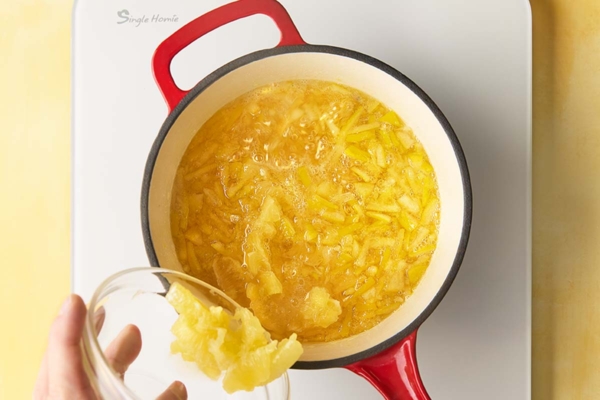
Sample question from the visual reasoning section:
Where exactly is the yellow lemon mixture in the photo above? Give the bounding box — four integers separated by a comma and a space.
170, 80, 440, 342
166, 282, 303, 393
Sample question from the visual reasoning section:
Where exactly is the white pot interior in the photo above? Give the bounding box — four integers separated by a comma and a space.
148, 51, 467, 362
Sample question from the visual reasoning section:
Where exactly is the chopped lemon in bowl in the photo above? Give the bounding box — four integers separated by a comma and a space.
166, 282, 303, 394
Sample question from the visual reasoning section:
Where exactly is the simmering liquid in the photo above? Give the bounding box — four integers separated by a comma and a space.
170, 80, 440, 342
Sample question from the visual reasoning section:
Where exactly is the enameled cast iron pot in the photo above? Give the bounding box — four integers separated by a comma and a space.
141, 0, 472, 398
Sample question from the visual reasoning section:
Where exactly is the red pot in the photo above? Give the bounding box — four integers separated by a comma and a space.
141, 0, 472, 398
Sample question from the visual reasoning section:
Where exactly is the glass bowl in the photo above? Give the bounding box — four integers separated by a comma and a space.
81, 267, 290, 400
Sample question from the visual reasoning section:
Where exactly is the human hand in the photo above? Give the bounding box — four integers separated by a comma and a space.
33, 294, 187, 400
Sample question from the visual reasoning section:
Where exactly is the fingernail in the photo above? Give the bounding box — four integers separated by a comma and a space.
173, 381, 187, 397
59, 295, 73, 316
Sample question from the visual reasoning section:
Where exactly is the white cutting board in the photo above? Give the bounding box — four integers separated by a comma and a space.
72, 0, 531, 398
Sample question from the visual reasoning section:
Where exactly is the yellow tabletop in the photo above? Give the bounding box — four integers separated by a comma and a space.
0, 0, 71, 398
531, 0, 600, 398
1, 0, 599, 398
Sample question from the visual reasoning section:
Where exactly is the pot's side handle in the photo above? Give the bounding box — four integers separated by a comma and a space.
345, 330, 431, 400
152, 0, 306, 112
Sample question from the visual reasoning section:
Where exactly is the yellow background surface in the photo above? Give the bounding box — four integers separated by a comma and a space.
0, 0, 599, 398
531, 0, 600, 398
0, 0, 71, 398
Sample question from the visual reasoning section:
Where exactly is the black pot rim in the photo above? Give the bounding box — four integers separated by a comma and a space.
141, 43, 473, 370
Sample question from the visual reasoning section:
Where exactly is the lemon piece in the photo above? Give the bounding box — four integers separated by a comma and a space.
322, 210, 346, 224
408, 153, 425, 169
258, 196, 282, 224
396, 129, 415, 149
301, 287, 342, 328
304, 224, 318, 242
350, 122, 380, 134
170, 315, 222, 379
258, 271, 283, 296
166, 283, 304, 393
186, 242, 202, 272
346, 130, 375, 143
166, 282, 210, 321
280, 216, 296, 238
345, 145, 371, 162
235, 308, 270, 351
380, 111, 403, 126
223, 341, 276, 393
366, 211, 392, 223
309, 194, 337, 210
351, 167, 372, 182
297, 166, 312, 187
270, 333, 303, 380
326, 120, 340, 135
399, 210, 418, 232
421, 198, 440, 225
400, 194, 421, 215
408, 263, 428, 285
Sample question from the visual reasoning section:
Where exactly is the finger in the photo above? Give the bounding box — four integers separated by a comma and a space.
104, 324, 142, 378
47, 294, 96, 398
156, 381, 188, 400
32, 352, 48, 400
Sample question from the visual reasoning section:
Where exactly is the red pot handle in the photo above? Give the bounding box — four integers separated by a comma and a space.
152, 0, 306, 112
345, 330, 431, 400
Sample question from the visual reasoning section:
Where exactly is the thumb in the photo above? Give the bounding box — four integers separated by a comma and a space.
47, 294, 96, 399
